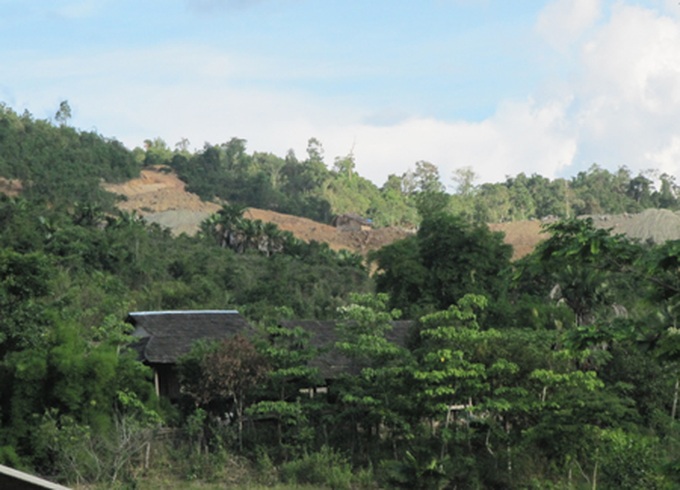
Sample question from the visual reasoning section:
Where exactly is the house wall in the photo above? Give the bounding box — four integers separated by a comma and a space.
333, 215, 371, 231
153, 364, 181, 401
0, 464, 71, 489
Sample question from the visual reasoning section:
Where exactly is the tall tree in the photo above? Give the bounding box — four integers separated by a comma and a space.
179, 335, 269, 450
249, 323, 321, 455
333, 293, 415, 460
371, 212, 512, 318
54, 100, 72, 126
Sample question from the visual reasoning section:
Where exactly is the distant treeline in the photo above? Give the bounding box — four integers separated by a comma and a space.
3, 102, 680, 488
143, 135, 680, 227
0, 103, 137, 206
1, 103, 678, 228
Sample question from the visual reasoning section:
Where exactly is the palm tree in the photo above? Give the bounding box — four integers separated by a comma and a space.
72, 202, 106, 228
202, 205, 292, 257
263, 222, 284, 256
198, 213, 221, 243
106, 209, 143, 231
199, 203, 247, 249
240, 219, 264, 253
217, 203, 247, 228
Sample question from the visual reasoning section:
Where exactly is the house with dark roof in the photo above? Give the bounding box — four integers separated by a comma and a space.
128, 310, 414, 402
129, 310, 254, 400
0, 463, 71, 490
278, 319, 415, 381
331, 213, 373, 231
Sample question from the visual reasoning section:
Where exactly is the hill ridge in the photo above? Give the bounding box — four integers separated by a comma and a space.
103, 167, 414, 255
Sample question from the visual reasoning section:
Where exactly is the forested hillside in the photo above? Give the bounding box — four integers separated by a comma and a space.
0, 103, 137, 206
2, 103, 680, 488
2, 103, 679, 228
140, 126, 680, 228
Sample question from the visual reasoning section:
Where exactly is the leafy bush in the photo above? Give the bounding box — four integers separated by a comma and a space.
279, 446, 352, 490
597, 429, 670, 489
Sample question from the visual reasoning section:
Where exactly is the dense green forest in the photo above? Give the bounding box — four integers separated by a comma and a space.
2, 102, 679, 228
138, 118, 680, 228
2, 102, 680, 488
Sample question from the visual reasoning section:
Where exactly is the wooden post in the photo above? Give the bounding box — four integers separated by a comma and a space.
671, 378, 679, 426
145, 441, 151, 470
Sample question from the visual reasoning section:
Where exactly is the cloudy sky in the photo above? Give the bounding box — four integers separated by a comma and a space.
2, 0, 680, 188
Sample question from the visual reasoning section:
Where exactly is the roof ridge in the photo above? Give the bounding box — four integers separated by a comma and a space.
130, 310, 240, 316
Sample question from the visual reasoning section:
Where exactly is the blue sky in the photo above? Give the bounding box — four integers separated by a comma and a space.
2, 0, 680, 188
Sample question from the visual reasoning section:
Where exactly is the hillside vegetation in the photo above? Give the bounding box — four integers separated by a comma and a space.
3, 102, 680, 488
139, 129, 680, 229
103, 167, 413, 255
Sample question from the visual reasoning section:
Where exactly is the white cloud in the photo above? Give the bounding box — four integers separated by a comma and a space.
184, 0, 269, 13
165, 1, 680, 187
645, 136, 680, 176
588, 5, 680, 105
535, 0, 602, 52
0, 41, 591, 188
7, 1, 680, 190
327, 97, 576, 187
568, 3, 680, 174
54, 0, 104, 19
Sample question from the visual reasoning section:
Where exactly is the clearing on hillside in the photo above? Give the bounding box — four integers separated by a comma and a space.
86, 168, 680, 258
102, 167, 414, 254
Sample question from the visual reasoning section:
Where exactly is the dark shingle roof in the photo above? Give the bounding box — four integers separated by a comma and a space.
279, 319, 415, 379
332, 213, 373, 228
129, 310, 253, 364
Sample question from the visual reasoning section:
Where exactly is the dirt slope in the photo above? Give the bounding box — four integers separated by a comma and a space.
102, 168, 556, 258
489, 221, 547, 260
584, 209, 680, 244
103, 168, 413, 254
0, 177, 22, 197
12, 167, 679, 259
103, 168, 221, 215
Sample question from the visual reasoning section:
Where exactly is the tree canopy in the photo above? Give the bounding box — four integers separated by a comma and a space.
2, 101, 680, 488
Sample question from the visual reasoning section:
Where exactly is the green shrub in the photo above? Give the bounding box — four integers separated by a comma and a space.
279, 446, 352, 490
597, 429, 670, 490
0, 445, 21, 467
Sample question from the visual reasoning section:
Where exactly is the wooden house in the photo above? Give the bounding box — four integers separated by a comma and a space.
128, 310, 254, 400
331, 213, 373, 231
0, 463, 71, 490
278, 319, 415, 383
128, 310, 413, 402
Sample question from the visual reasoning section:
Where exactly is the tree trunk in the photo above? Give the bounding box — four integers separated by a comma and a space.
671, 378, 679, 428
237, 397, 244, 452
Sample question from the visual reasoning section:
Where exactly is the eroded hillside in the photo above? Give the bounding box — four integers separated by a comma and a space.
102, 168, 680, 259
103, 167, 413, 255
15, 166, 679, 259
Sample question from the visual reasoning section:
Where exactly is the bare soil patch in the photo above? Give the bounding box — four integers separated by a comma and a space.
12, 167, 675, 259
585, 209, 680, 244
245, 208, 413, 253
103, 168, 221, 215
102, 167, 413, 254
0, 177, 22, 197
489, 221, 548, 260
489, 209, 680, 260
